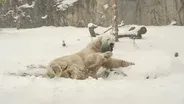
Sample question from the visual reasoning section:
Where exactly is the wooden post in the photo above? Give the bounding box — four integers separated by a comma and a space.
112, 0, 119, 42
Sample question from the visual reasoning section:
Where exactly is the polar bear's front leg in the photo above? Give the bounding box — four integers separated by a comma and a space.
84, 51, 112, 69
102, 58, 135, 69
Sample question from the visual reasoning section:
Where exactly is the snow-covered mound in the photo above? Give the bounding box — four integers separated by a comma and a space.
0, 26, 184, 104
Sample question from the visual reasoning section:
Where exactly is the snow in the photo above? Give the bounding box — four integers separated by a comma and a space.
103, 4, 109, 10
3, 10, 13, 17
26, 15, 30, 18
14, 16, 18, 20
101, 15, 106, 19
87, 23, 98, 28
170, 21, 177, 26
0, 26, 184, 104
18, 2, 35, 9
118, 25, 145, 35
57, 0, 78, 11
41, 15, 48, 19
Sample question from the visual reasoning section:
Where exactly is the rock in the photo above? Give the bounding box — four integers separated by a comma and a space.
175, 52, 179, 57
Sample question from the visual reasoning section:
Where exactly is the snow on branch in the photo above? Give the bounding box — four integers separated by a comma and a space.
18, 1, 35, 9
57, 0, 78, 11
103, 4, 109, 10
169, 21, 177, 26
87, 23, 98, 28
41, 15, 48, 19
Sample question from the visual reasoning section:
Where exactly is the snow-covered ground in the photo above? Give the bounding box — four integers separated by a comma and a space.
0, 26, 184, 104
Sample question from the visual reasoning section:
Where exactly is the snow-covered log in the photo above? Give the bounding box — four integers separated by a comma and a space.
118, 25, 147, 39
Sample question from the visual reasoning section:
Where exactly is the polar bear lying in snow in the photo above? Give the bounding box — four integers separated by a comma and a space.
47, 51, 112, 79
47, 34, 134, 80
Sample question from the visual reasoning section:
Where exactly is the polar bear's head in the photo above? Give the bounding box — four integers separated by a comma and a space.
100, 34, 115, 52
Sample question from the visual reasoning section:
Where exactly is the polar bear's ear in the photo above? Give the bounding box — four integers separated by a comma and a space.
105, 34, 115, 44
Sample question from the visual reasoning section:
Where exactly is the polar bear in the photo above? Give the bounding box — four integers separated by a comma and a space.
47, 51, 113, 79
46, 34, 134, 79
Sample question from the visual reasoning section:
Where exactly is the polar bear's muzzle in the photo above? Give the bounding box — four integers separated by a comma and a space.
109, 43, 114, 51
100, 42, 115, 53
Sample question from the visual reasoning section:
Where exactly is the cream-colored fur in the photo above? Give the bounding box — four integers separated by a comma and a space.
84, 51, 113, 78
47, 34, 134, 79
47, 54, 86, 79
